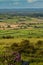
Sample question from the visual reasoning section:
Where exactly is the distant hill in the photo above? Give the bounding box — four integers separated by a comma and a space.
0, 8, 43, 17
0, 8, 43, 13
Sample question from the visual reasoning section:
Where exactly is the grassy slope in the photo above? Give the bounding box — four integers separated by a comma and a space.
0, 28, 43, 38
0, 38, 43, 65
0, 16, 43, 65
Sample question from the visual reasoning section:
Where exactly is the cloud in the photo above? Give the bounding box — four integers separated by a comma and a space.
13, 0, 20, 5
27, 0, 37, 3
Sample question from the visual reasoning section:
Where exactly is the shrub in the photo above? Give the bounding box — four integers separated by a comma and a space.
36, 40, 43, 46
7, 25, 11, 28
2, 35, 14, 39
11, 43, 19, 52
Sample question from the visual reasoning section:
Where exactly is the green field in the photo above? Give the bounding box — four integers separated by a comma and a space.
0, 28, 43, 38
0, 15, 43, 65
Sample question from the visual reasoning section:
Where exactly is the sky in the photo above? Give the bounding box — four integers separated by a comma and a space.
0, 0, 43, 9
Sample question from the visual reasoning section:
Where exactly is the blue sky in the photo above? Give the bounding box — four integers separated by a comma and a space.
0, 0, 43, 9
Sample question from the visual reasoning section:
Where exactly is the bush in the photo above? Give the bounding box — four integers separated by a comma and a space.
36, 40, 43, 46
2, 35, 14, 39
11, 43, 19, 51
19, 40, 32, 53
7, 25, 11, 28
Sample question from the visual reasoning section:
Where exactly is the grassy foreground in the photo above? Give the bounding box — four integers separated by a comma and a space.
0, 38, 43, 65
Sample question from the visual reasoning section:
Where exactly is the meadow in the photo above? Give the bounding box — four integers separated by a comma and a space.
0, 28, 43, 38
0, 15, 43, 65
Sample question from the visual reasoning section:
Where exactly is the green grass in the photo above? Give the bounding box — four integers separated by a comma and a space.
0, 28, 43, 38
0, 38, 43, 65
30, 62, 43, 65
0, 16, 43, 65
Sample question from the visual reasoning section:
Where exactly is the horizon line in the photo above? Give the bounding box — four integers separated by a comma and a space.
0, 7, 43, 9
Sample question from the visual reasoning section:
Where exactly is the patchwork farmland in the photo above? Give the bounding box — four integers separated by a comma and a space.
0, 15, 43, 65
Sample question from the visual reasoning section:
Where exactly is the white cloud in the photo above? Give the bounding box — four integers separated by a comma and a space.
27, 0, 37, 3
13, 2, 19, 5
9, 1, 19, 6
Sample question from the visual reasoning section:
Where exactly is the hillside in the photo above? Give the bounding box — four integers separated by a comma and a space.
0, 13, 43, 65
